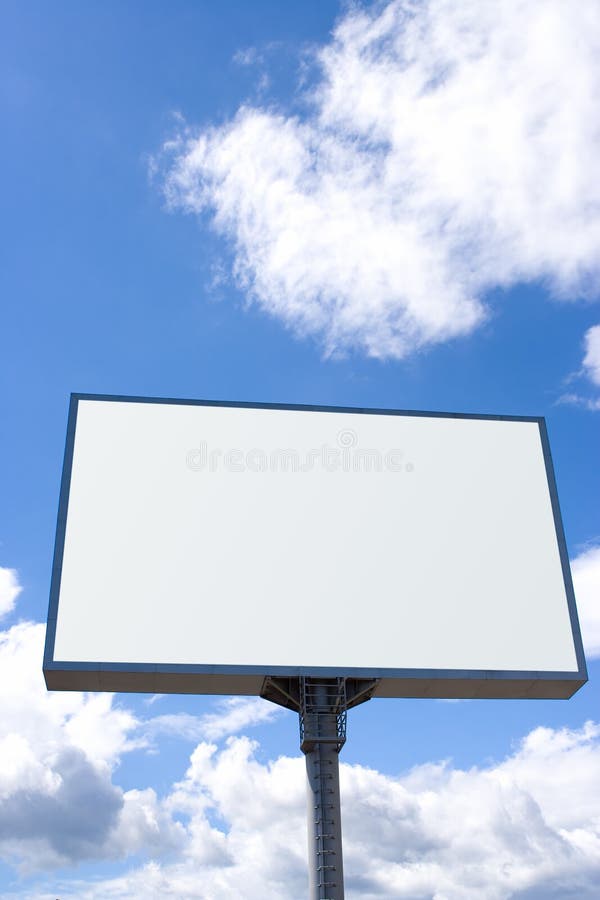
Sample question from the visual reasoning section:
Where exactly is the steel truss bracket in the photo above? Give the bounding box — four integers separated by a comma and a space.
260, 676, 380, 715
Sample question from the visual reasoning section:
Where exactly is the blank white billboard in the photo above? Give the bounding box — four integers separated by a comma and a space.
44, 395, 587, 698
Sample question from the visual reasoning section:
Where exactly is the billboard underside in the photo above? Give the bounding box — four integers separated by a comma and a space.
43, 670, 582, 700
43, 395, 587, 699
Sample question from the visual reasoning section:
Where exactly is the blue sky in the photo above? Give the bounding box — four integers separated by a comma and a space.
1, 1, 599, 897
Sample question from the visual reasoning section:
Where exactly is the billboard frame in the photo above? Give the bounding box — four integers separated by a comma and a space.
43, 393, 588, 699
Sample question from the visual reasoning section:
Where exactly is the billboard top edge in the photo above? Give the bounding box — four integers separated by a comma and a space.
69, 392, 543, 424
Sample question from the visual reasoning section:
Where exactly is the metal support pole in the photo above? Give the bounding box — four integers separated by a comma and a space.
260, 675, 379, 900
304, 719, 344, 898
300, 678, 346, 900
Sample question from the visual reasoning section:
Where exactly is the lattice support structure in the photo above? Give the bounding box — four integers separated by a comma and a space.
261, 676, 379, 900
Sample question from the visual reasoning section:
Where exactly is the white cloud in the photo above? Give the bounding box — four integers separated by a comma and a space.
16, 723, 600, 899
144, 693, 166, 706
0, 734, 60, 799
0, 566, 21, 619
145, 697, 281, 743
0, 617, 279, 875
557, 324, 600, 409
0, 622, 140, 771
556, 392, 600, 412
572, 544, 600, 659
0, 621, 180, 870
233, 46, 263, 67
161, 0, 600, 358
583, 325, 600, 386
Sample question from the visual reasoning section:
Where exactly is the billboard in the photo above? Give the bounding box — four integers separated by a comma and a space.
43, 394, 587, 699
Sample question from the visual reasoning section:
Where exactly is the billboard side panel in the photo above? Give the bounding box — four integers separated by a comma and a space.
43, 395, 79, 675
537, 419, 588, 680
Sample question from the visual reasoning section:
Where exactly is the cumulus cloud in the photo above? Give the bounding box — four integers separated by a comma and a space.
160, 0, 600, 358
0, 746, 123, 866
572, 544, 600, 659
0, 566, 21, 619
0, 614, 275, 875
0, 621, 182, 870
16, 722, 600, 899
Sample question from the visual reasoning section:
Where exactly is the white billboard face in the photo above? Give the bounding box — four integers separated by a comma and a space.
44, 396, 586, 699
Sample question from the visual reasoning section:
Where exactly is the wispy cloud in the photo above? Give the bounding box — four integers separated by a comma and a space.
583, 325, 600, 387
144, 697, 281, 743
143, 694, 165, 706
556, 391, 600, 412
159, 0, 600, 359
232, 46, 264, 68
